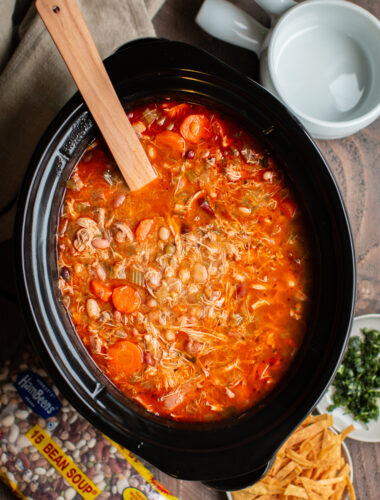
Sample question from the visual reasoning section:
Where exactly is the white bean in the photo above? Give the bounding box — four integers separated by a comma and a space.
95, 263, 106, 280
238, 206, 251, 216
16, 435, 31, 448
86, 299, 100, 319
15, 409, 29, 419
192, 263, 208, 283
1, 415, 15, 426
179, 268, 190, 283
88, 438, 96, 449
159, 226, 170, 241
64, 488, 77, 500
263, 171, 273, 181
8, 425, 19, 444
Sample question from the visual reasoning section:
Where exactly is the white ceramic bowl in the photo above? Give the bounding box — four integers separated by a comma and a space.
197, 0, 380, 139
264, 0, 380, 139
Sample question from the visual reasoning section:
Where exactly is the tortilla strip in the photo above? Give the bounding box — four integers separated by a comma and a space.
284, 484, 308, 498
286, 449, 315, 467
285, 416, 333, 449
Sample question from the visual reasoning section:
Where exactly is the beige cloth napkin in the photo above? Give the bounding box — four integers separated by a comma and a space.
0, 0, 164, 242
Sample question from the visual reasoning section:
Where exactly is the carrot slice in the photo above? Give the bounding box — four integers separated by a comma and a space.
107, 341, 143, 378
112, 285, 141, 314
155, 131, 185, 154
135, 218, 154, 241
212, 118, 232, 147
90, 279, 112, 302
180, 114, 211, 143
165, 103, 190, 118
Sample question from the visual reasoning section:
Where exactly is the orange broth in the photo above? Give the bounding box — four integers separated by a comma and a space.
58, 100, 312, 422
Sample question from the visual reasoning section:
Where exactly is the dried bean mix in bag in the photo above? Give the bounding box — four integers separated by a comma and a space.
0, 348, 177, 500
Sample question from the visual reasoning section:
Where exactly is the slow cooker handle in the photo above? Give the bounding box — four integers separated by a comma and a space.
201, 459, 273, 491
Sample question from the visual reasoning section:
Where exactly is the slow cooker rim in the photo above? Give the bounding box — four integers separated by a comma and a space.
14, 38, 356, 483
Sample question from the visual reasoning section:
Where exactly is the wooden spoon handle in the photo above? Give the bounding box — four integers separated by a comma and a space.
35, 0, 157, 191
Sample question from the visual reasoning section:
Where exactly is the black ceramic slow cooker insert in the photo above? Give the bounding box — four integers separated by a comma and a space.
15, 39, 356, 491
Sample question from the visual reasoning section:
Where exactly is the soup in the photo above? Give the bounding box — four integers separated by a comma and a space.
58, 100, 312, 422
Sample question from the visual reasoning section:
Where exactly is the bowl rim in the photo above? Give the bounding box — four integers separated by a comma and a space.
267, 0, 380, 129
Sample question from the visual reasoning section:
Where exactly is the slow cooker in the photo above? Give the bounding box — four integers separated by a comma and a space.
15, 38, 356, 490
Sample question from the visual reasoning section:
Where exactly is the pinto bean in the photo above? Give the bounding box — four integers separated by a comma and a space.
113, 193, 126, 208
92, 238, 110, 249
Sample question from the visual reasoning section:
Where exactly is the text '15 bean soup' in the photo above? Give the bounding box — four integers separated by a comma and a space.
58, 100, 312, 422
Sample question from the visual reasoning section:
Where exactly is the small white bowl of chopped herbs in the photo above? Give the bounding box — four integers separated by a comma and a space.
317, 313, 380, 442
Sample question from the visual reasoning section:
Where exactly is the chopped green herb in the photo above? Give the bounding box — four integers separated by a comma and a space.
259, 157, 268, 168
327, 328, 380, 424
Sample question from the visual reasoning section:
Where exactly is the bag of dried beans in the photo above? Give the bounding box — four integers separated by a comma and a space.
0, 348, 177, 500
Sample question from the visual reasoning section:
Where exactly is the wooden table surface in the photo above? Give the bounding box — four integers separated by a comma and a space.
1, 0, 379, 499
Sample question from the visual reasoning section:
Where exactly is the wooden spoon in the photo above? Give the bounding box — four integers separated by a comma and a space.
35, 0, 157, 191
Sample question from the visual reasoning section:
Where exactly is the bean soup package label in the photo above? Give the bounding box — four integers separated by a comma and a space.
0, 350, 177, 500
